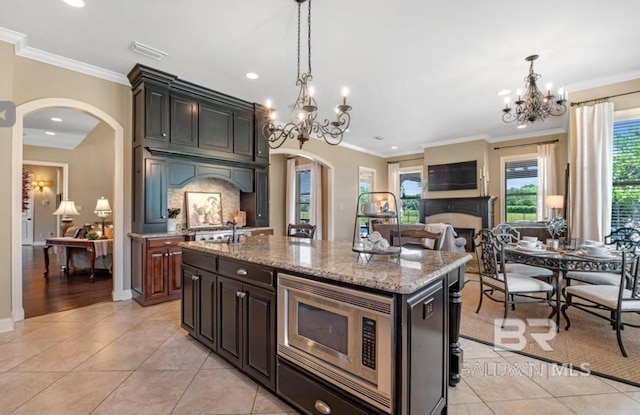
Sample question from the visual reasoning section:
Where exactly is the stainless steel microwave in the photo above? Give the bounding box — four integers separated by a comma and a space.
277, 273, 394, 413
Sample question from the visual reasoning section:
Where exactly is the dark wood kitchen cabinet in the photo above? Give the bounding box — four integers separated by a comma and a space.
131, 235, 188, 306
170, 94, 198, 148
182, 263, 217, 351
199, 101, 233, 153
240, 168, 269, 228
144, 157, 168, 228
232, 109, 254, 158
216, 257, 276, 391
253, 104, 270, 165
144, 85, 170, 143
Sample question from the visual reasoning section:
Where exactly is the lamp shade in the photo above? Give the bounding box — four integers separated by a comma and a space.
94, 197, 112, 217
545, 195, 564, 209
52, 200, 80, 216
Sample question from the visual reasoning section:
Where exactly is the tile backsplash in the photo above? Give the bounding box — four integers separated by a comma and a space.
167, 178, 240, 230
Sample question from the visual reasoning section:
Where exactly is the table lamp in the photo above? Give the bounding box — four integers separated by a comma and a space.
545, 195, 564, 219
52, 200, 80, 236
94, 197, 112, 239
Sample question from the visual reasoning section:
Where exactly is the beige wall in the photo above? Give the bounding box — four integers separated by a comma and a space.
268, 139, 388, 241
1, 41, 16, 319
3, 40, 132, 321
24, 121, 116, 233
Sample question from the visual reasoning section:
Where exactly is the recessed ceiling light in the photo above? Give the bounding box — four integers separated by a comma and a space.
391, 146, 398, 150
45, 131, 56, 135
245, 73, 259, 80
346, 129, 350, 132
50, 117, 63, 122
63, 0, 85, 7
517, 125, 527, 129
498, 89, 511, 96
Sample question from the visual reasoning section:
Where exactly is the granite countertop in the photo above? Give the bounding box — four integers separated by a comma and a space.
128, 227, 273, 239
180, 235, 471, 294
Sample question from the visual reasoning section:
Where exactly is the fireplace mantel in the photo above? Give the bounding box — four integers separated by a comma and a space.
419, 196, 497, 229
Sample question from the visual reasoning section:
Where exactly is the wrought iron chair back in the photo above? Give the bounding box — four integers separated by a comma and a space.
476, 229, 506, 282
605, 227, 640, 250
492, 223, 520, 244
287, 223, 317, 239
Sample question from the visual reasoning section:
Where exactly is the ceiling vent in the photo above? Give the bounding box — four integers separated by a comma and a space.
130, 41, 168, 61
374, 136, 385, 141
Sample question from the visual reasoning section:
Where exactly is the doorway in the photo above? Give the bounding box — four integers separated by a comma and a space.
11, 98, 126, 322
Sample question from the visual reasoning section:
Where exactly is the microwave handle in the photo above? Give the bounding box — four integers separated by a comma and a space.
314, 399, 332, 414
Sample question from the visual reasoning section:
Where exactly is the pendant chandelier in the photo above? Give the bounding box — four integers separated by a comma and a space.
263, 0, 352, 149
502, 55, 567, 125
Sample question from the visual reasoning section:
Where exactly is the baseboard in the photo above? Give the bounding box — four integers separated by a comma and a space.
0, 318, 15, 333
32, 241, 46, 246
113, 289, 132, 301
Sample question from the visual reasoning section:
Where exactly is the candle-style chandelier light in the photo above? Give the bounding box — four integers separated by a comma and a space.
502, 55, 567, 125
263, 0, 352, 149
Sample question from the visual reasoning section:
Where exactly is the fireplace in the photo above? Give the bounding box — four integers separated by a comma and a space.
419, 196, 497, 231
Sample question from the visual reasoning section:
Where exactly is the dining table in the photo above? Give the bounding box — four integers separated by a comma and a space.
502, 244, 625, 331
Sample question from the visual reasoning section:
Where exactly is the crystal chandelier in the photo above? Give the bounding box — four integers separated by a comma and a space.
263, 0, 352, 149
502, 55, 567, 125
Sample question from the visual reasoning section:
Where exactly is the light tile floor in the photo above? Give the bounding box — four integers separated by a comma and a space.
2, 300, 640, 415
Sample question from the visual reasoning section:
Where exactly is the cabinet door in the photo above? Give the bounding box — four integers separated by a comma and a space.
144, 158, 167, 225
167, 247, 183, 296
243, 284, 276, 390
233, 110, 254, 157
146, 247, 168, 301
181, 265, 197, 337
198, 270, 217, 351
170, 95, 198, 147
199, 102, 233, 152
145, 86, 169, 142
254, 106, 269, 164
255, 169, 269, 228
217, 275, 243, 368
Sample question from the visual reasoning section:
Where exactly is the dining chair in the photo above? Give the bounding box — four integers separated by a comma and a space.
561, 251, 640, 357
492, 223, 554, 282
287, 223, 317, 239
475, 229, 555, 326
565, 227, 640, 287
389, 229, 441, 250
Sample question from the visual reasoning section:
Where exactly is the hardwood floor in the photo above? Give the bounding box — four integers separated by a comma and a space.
22, 245, 113, 318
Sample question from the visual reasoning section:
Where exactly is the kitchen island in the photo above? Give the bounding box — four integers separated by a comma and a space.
180, 235, 471, 415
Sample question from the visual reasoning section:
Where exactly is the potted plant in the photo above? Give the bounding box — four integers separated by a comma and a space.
167, 208, 181, 232
545, 215, 566, 250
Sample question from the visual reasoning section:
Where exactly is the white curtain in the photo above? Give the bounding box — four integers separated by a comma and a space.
310, 161, 323, 239
286, 158, 297, 230
536, 143, 557, 221
570, 102, 614, 241
388, 163, 400, 213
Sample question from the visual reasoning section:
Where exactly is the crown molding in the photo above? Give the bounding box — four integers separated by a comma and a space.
420, 134, 491, 149
0, 26, 129, 86
566, 70, 640, 93
489, 127, 566, 143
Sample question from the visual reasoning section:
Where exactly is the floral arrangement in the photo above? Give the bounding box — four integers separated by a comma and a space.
545, 215, 567, 239
167, 208, 181, 219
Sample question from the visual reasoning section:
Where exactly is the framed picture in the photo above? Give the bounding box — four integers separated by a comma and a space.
186, 192, 223, 229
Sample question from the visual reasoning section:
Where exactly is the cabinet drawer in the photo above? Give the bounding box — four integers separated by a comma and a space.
182, 249, 217, 274
277, 360, 374, 415
147, 237, 184, 248
218, 258, 273, 289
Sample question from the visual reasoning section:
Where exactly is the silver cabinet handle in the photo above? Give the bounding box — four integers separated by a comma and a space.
191, 274, 197, 281
164, 241, 172, 245
314, 400, 331, 414
236, 268, 248, 276
236, 291, 246, 298
162, 133, 167, 137
161, 215, 167, 219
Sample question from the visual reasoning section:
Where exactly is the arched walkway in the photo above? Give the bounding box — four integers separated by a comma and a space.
11, 98, 126, 322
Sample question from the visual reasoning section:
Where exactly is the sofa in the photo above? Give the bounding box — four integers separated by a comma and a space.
371, 222, 467, 253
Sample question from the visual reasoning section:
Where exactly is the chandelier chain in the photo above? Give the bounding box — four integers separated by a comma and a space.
296, 1, 301, 79
307, 0, 312, 76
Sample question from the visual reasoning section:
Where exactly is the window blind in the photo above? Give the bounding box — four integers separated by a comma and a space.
612, 118, 640, 229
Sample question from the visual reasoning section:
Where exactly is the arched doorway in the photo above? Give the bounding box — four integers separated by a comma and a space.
270, 148, 335, 240
11, 98, 126, 322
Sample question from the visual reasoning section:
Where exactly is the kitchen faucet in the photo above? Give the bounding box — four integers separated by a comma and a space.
226, 220, 238, 244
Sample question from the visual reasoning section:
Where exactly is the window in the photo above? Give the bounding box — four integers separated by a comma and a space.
399, 166, 423, 224
358, 167, 376, 236
612, 110, 640, 229
296, 167, 311, 223
502, 155, 538, 222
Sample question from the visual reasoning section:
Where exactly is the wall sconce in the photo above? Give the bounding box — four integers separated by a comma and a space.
32, 180, 49, 193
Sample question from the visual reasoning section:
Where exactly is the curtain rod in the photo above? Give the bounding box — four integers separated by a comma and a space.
386, 157, 424, 164
570, 90, 640, 107
493, 139, 558, 151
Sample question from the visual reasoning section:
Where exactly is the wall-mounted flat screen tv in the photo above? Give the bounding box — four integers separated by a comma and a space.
427, 160, 478, 191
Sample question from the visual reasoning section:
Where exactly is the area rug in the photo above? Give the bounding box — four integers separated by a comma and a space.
460, 273, 640, 386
